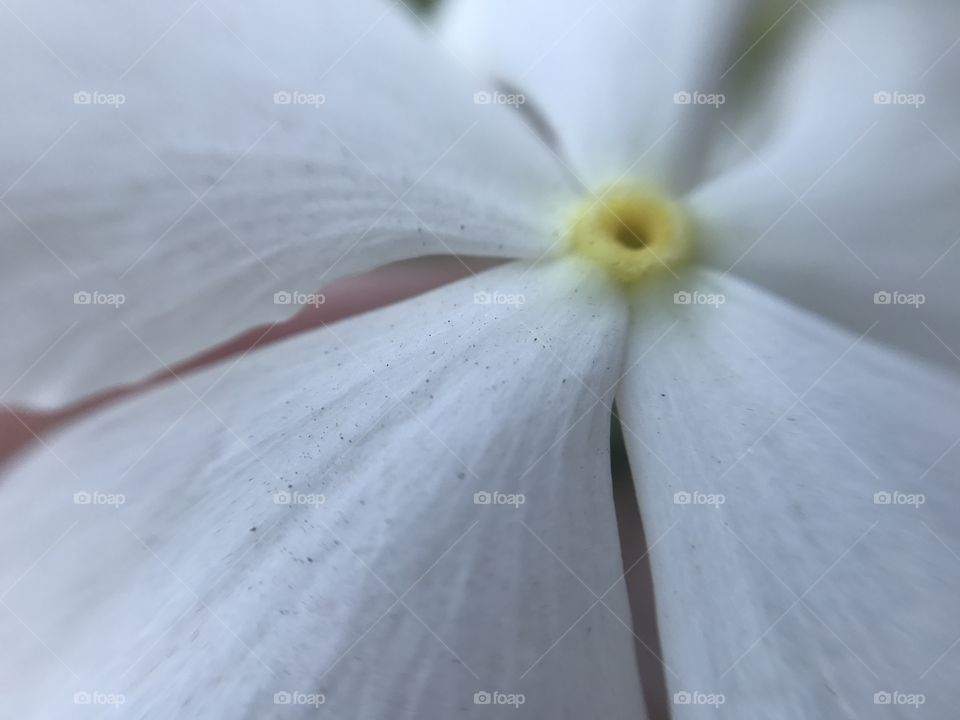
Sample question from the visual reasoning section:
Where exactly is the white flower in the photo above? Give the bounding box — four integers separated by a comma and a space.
1, 1, 958, 718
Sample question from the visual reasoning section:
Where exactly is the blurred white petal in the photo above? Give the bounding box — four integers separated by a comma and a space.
439, 0, 792, 191
692, 2, 960, 366
0, 0, 574, 408
618, 269, 960, 719
0, 260, 648, 719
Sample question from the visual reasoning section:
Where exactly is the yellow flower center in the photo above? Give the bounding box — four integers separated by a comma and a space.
567, 185, 692, 284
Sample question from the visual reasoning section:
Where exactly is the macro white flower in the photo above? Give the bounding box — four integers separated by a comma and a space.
1, 0, 958, 718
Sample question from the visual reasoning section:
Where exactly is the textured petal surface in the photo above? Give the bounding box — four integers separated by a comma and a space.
693, 1, 960, 366
0, 260, 647, 719
618, 269, 960, 719
439, 0, 794, 191
0, 0, 574, 408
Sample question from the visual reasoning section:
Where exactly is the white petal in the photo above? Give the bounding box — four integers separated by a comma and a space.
0, 0, 575, 408
0, 259, 647, 719
439, 0, 791, 191
617, 269, 960, 719
692, 2, 960, 366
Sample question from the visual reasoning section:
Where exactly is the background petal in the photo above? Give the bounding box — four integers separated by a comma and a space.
0, 0, 575, 408
0, 260, 648, 719
618, 269, 960, 719
692, 1, 960, 367
439, 0, 797, 191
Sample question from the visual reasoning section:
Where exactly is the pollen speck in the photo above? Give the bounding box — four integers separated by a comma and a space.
567, 185, 692, 284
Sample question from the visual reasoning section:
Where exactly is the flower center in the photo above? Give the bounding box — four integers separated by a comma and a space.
567, 185, 691, 284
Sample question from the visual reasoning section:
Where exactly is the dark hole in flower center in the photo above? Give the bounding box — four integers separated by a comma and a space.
614, 222, 649, 250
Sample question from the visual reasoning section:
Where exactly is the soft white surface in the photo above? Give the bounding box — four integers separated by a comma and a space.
0, 260, 648, 719
692, 2, 960, 366
441, 0, 960, 369
439, 0, 786, 192
618, 269, 960, 719
0, 0, 574, 407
